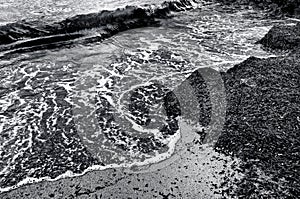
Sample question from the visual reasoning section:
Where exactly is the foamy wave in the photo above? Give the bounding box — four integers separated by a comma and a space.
0, 121, 181, 193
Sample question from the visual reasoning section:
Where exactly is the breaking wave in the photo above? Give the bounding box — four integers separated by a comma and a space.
0, 0, 197, 54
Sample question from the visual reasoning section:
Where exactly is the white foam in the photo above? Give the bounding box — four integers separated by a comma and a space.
0, 119, 181, 194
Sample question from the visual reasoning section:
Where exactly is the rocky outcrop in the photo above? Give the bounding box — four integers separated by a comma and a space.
213, 55, 300, 198
258, 23, 300, 51
210, 15, 300, 197
157, 28, 299, 196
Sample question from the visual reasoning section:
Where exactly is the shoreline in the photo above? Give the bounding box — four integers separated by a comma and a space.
1, 1, 299, 198
1, 119, 243, 198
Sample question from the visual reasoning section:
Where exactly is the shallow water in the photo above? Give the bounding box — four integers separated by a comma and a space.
0, 0, 285, 192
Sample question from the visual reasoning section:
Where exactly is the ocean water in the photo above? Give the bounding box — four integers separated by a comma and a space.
0, 0, 284, 193
0, 0, 165, 24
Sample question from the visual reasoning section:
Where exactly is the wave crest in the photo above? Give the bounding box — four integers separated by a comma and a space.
0, 0, 196, 52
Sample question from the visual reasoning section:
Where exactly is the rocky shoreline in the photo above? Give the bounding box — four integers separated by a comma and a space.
3, 23, 299, 199
213, 6, 300, 197
216, 55, 300, 198
1, 1, 299, 199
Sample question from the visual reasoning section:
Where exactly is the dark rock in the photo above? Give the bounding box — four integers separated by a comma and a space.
214, 55, 300, 198
258, 23, 300, 51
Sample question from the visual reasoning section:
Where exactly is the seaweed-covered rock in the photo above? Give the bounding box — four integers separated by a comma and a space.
215, 56, 300, 198
258, 23, 300, 51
